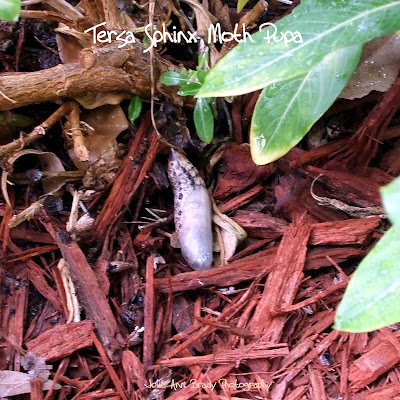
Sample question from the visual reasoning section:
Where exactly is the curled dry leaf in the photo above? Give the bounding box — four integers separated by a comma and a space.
67, 105, 129, 189
34, 152, 67, 194
56, 26, 92, 47
70, 105, 129, 167
55, 31, 83, 64
340, 34, 400, 100
212, 201, 247, 262
2, 149, 66, 211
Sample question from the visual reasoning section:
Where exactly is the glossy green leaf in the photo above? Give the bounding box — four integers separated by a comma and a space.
197, 0, 400, 98
194, 98, 214, 143
178, 82, 202, 96
0, 0, 21, 21
334, 224, 400, 332
381, 176, 400, 225
237, 0, 250, 13
128, 95, 142, 124
250, 45, 361, 165
160, 71, 188, 86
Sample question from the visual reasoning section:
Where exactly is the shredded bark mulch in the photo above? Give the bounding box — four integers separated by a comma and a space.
1, 2, 400, 399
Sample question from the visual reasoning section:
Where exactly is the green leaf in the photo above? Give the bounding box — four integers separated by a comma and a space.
197, 53, 208, 69
128, 95, 142, 124
0, 0, 21, 21
187, 69, 199, 80
178, 82, 202, 96
160, 71, 188, 86
194, 98, 214, 143
237, 0, 249, 13
334, 224, 400, 332
197, 0, 400, 98
250, 45, 361, 165
381, 177, 400, 225
196, 70, 207, 84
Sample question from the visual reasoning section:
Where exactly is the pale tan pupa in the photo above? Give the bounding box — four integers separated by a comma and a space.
167, 149, 213, 270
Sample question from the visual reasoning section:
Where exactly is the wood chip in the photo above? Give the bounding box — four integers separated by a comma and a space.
26, 321, 93, 362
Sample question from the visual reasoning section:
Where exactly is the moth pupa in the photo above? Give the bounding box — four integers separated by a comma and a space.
167, 149, 213, 270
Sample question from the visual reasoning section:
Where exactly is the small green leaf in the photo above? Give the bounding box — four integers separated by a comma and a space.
196, 70, 207, 84
160, 71, 188, 86
187, 69, 198, 80
197, 0, 400, 98
197, 53, 208, 69
194, 98, 214, 144
178, 82, 202, 96
334, 224, 400, 332
128, 96, 142, 124
250, 45, 361, 165
381, 177, 400, 225
237, 0, 249, 13
0, 0, 21, 21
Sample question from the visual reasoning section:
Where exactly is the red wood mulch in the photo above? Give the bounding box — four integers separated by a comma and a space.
1, 60, 400, 400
